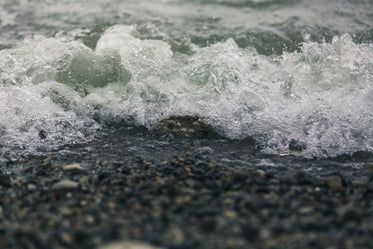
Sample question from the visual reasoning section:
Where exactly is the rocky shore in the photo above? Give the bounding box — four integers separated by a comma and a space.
0, 124, 373, 249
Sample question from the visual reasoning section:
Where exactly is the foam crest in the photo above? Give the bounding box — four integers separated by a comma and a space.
0, 26, 372, 159
96, 25, 173, 81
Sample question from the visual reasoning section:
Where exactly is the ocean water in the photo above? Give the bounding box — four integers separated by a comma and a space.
0, 0, 372, 160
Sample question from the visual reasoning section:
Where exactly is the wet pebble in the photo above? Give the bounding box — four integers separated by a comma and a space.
194, 146, 214, 155
63, 163, 84, 173
27, 183, 37, 191
98, 241, 166, 249
327, 176, 344, 192
2, 128, 373, 249
51, 180, 79, 191
0, 171, 11, 187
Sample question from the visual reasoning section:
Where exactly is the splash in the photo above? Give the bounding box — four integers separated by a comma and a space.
0, 25, 372, 159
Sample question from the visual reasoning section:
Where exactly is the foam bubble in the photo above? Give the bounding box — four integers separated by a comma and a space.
0, 26, 372, 159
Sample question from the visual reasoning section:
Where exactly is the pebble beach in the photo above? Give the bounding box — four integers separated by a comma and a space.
1, 121, 373, 249
1, 1, 373, 247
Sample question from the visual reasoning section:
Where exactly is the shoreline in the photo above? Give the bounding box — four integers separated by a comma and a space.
1, 127, 373, 249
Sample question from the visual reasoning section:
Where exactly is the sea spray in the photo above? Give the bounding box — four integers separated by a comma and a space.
0, 25, 372, 159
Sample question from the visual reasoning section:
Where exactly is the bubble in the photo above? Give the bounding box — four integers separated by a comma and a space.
1, 27, 372, 159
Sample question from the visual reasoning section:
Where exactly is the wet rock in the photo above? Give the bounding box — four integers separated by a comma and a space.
298, 206, 315, 215
152, 116, 217, 138
351, 180, 366, 187
363, 163, 373, 175
98, 241, 165, 249
85, 215, 95, 225
259, 228, 271, 240
269, 179, 280, 185
293, 170, 313, 185
232, 169, 250, 183
195, 160, 209, 168
59, 232, 73, 245
27, 184, 37, 191
327, 176, 344, 192
338, 204, 362, 221
0, 171, 11, 187
209, 160, 219, 168
288, 139, 306, 151
223, 210, 238, 219
225, 238, 246, 248
162, 226, 185, 247
255, 169, 266, 179
51, 180, 79, 191
194, 146, 214, 155
38, 129, 47, 139
63, 163, 84, 173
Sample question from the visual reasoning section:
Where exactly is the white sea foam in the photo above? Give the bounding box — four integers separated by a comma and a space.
0, 25, 372, 159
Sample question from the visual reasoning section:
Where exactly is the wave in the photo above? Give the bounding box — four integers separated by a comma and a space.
0, 25, 372, 160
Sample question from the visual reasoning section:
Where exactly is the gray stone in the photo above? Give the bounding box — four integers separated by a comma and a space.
152, 116, 216, 138
63, 163, 83, 173
194, 146, 214, 155
98, 241, 165, 249
255, 169, 266, 179
327, 176, 343, 192
51, 180, 79, 191
27, 184, 37, 191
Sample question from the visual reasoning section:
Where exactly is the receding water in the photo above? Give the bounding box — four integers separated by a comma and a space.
0, 0, 373, 160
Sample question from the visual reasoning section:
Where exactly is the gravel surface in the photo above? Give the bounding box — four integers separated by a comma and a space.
1, 124, 373, 249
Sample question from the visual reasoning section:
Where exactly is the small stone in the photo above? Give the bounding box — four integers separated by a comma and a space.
85, 215, 95, 225
338, 204, 362, 221
60, 232, 73, 245
163, 226, 185, 247
107, 201, 116, 209
152, 116, 217, 138
363, 163, 373, 175
222, 198, 235, 207
351, 180, 366, 187
165, 120, 177, 125
184, 167, 191, 172
63, 163, 83, 173
38, 129, 47, 139
113, 161, 125, 166
98, 241, 165, 249
194, 146, 213, 155
233, 170, 249, 183
327, 176, 343, 192
195, 161, 209, 167
223, 210, 238, 219
259, 228, 271, 240
175, 195, 191, 205
0, 172, 11, 187
43, 157, 52, 164
298, 206, 314, 215
255, 169, 266, 179
51, 180, 79, 191
269, 179, 280, 185
293, 170, 311, 184
27, 184, 37, 191
225, 238, 246, 248
209, 160, 219, 168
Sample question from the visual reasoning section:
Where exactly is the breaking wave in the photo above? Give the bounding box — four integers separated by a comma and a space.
1, 25, 372, 159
